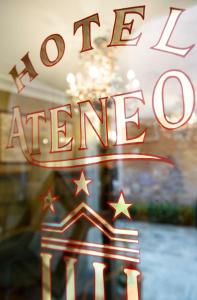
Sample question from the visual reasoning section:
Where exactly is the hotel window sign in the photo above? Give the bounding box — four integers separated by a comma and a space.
0, 2, 197, 300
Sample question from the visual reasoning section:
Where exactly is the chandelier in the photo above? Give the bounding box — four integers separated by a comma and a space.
66, 37, 140, 102
65, 37, 141, 146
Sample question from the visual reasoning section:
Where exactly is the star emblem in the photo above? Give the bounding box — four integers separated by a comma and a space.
108, 192, 132, 220
73, 170, 92, 196
41, 189, 59, 213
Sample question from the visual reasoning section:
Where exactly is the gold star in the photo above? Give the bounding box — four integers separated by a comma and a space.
109, 192, 132, 220
73, 170, 92, 196
41, 189, 59, 213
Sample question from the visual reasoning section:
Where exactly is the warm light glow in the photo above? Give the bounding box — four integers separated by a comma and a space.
43, 138, 49, 145
127, 69, 135, 81
67, 73, 76, 84
60, 136, 66, 143
132, 79, 140, 89
89, 66, 100, 79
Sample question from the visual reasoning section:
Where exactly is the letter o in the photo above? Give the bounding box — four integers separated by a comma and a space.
40, 34, 65, 67
153, 70, 195, 129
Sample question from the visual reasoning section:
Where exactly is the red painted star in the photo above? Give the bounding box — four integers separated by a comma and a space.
41, 188, 59, 213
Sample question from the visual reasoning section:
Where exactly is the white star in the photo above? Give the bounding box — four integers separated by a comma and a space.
109, 192, 132, 220
73, 170, 92, 196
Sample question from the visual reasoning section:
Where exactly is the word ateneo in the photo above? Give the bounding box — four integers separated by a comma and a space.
8, 85, 194, 157
9, 6, 195, 93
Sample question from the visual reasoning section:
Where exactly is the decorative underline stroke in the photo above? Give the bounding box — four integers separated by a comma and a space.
24, 152, 173, 169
